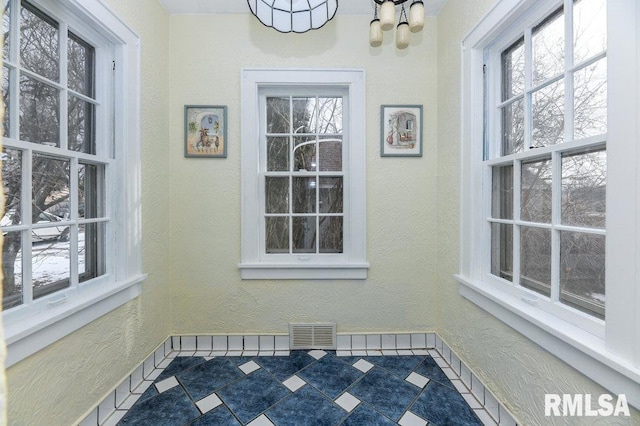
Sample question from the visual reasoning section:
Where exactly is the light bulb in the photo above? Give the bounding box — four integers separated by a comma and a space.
369, 18, 383, 47
409, 1, 425, 33
380, 0, 396, 31
396, 21, 410, 49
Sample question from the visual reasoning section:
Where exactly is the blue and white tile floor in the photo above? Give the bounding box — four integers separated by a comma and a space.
113, 349, 492, 426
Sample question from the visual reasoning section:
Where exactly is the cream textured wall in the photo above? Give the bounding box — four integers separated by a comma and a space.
168, 15, 439, 335
435, 0, 639, 425
5, 1, 173, 424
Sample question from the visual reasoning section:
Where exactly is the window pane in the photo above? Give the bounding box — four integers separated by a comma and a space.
320, 216, 343, 253
32, 215, 69, 242
532, 8, 564, 86
68, 32, 95, 97
319, 177, 342, 214
20, 3, 59, 82
2, 231, 22, 310
266, 217, 289, 253
317, 97, 342, 134
520, 226, 551, 297
1, 150, 22, 308
79, 163, 102, 219
68, 96, 95, 153
491, 223, 513, 281
501, 98, 524, 155
79, 222, 104, 282
267, 137, 289, 171
560, 231, 605, 319
266, 96, 289, 133
532, 79, 564, 147
293, 176, 316, 214
521, 158, 552, 223
2, 66, 9, 137
574, 0, 606, 64
562, 148, 606, 228
501, 38, 525, 100
491, 165, 513, 220
293, 216, 315, 253
32, 234, 70, 300
3, 0, 10, 60
318, 137, 342, 171
293, 136, 316, 171
574, 59, 607, 140
32, 155, 70, 221
2, 148, 22, 225
20, 75, 59, 146
265, 177, 289, 213
292, 97, 316, 133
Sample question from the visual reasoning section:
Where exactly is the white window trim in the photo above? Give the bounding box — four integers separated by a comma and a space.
239, 68, 368, 280
2, 0, 146, 367
458, 0, 640, 409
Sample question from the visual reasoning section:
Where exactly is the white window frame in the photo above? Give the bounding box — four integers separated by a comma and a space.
239, 69, 368, 280
458, 0, 640, 408
2, 0, 145, 367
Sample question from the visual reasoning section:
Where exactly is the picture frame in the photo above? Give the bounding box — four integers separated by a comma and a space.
380, 105, 423, 157
184, 105, 228, 158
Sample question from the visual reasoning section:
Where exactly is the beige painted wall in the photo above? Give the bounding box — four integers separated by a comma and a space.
168, 14, 439, 335
435, 0, 639, 424
5, 0, 173, 424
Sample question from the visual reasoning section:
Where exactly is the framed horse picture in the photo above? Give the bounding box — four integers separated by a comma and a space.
184, 105, 228, 158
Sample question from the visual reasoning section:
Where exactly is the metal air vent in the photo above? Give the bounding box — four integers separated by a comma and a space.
289, 323, 337, 350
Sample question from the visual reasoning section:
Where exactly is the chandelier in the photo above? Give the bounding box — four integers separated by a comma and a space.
370, 0, 424, 49
247, 0, 338, 33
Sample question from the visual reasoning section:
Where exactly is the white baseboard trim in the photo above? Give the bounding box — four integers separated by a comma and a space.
78, 332, 519, 426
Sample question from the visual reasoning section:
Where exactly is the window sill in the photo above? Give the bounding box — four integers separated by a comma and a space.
4, 274, 146, 367
456, 274, 640, 409
238, 263, 369, 280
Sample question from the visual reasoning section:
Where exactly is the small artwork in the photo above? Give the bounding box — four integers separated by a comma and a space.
380, 105, 423, 157
184, 105, 227, 158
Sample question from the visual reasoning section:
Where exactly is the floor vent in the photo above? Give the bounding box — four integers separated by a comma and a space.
289, 323, 337, 350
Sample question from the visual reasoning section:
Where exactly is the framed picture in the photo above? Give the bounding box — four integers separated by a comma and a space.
184, 105, 227, 158
380, 105, 423, 157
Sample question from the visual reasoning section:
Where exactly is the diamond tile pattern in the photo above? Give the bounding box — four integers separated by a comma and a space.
296, 354, 363, 399
116, 351, 482, 425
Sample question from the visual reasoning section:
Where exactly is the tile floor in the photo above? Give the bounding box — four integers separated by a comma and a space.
114, 349, 489, 426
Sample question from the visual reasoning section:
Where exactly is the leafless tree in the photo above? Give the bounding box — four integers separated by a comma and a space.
2, 3, 92, 306
495, 2, 607, 313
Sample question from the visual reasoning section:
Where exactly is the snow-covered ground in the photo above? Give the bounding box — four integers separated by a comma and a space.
14, 232, 85, 287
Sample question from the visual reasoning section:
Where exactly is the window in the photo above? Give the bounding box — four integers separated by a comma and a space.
263, 90, 345, 256
1, 0, 144, 366
2, 0, 104, 310
459, 0, 640, 407
240, 69, 368, 279
488, 0, 607, 323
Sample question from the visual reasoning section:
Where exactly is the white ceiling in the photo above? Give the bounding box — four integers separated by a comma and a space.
159, 0, 448, 17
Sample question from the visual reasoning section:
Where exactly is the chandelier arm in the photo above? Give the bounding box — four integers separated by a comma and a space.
399, 4, 408, 23
373, 0, 409, 5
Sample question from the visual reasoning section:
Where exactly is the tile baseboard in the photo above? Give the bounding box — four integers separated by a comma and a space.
78, 332, 519, 426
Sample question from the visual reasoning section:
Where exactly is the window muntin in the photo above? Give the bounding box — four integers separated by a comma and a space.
1, 0, 107, 311
262, 92, 345, 257
488, 0, 607, 320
